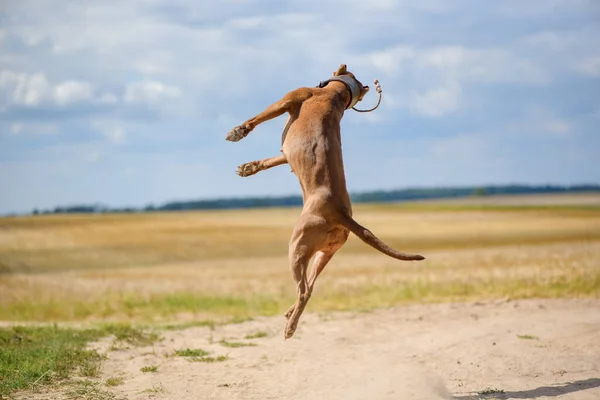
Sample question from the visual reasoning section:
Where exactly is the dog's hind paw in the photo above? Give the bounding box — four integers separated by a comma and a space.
284, 323, 297, 340
226, 125, 251, 142
236, 161, 260, 177
284, 303, 295, 320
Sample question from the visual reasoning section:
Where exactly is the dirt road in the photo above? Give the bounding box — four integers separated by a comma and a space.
98, 299, 599, 399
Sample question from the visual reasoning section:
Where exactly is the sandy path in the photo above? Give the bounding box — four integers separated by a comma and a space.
98, 299, 600, 400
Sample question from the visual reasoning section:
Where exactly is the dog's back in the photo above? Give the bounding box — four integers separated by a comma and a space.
281, 85, 352, 207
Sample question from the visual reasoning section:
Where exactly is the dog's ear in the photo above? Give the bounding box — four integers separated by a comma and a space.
333, 64, 347, 76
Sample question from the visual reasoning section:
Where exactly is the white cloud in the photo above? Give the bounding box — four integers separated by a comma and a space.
510, 106, 573, 138
543, 120, 571, 136
574, 56, 600, 77
91, 120, 126, 144
125, 166, 136, 177
410, 80, 461, 117
493, 0, 591, 17
417, 46, 550, 85
54, 80, 95, 105
87, 151, 100, 163
524, 32, 562, 48
0, 70, 101, 107
6, 122, 58, 135
10, 123, 22, 134
418, 46, 465, 69
522, 26, 600, 79
3, 71, 51, 106
534, 116, 572, 137
104, 127, 125, 144
226, 16, 265, 30
124, 81, 181, 104
367, 45, 550, 86
429, 132, 487, 158
363, 43, 551, 117
368, 46, 415, 76
99, 93, 118, 104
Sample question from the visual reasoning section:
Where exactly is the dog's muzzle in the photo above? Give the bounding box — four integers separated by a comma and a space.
317, 75, 362, 110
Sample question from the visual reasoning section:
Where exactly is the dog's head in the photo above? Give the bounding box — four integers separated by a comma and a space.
333, 64, 369, 101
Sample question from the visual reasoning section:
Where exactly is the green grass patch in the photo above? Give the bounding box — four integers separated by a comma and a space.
140, 365, 158, 373
66, 379, 116, 400
161, 316, 253, 331
0, 323, 161, 397
122, 293, 281, 319
102, 323, 161, 346
105, 376, 125, 387
162, 320, 217, 331
3, 268, 598, 326
517, 334, 539, 340
308, 269, 600, 314
191, 355, 228, 363
219, 339, 257, 348
244, 331, 268, 339
0, 293, 284, 323
0, 325, 105, 396
174, 348, 209, 357
174, 348, 228, 363
142, 382, 166, 394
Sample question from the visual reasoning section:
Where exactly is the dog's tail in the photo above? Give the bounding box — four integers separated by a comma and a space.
338, 213, 425, 261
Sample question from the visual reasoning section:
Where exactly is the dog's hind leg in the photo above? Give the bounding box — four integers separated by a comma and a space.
284, 216, 329, 339
284, 228, 348, 319
236, 155, 287, 177
284, 245, 313, 340
308, 251, 336, 292
284, 250, 335, 320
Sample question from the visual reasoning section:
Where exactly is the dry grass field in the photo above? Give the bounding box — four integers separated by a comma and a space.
1, 193, 599, 324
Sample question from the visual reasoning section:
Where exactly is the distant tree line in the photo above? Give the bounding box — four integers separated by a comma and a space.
28, 184, 600, 216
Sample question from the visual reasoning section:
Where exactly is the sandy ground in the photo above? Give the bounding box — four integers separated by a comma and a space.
79, 298, 600, 400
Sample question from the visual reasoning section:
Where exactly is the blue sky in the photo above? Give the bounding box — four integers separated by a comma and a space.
1, 0, 599, 214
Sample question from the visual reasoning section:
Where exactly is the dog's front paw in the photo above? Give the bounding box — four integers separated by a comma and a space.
226, 125, 251, 142
236, 161, 260, 177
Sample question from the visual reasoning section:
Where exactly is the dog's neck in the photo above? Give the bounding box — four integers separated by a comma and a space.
317, 75, 361, 109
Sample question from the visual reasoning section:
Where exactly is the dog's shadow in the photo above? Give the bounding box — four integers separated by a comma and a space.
452, 377, 600, 399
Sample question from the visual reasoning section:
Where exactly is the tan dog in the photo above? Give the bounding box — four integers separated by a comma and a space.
226, 64, 425, 339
